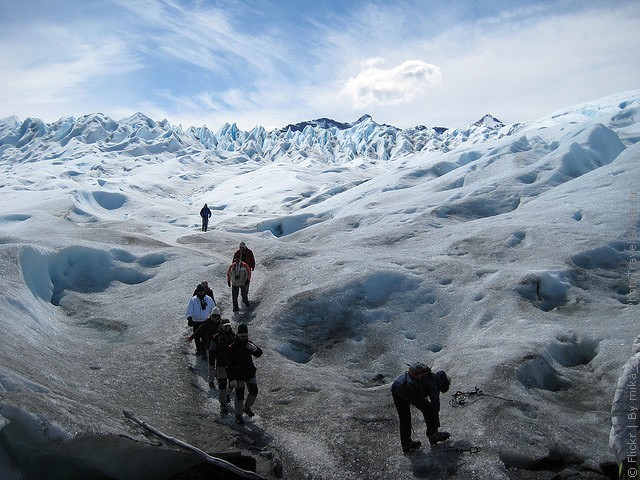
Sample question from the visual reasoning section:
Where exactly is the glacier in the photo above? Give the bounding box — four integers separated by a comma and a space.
0, 89, 638, 479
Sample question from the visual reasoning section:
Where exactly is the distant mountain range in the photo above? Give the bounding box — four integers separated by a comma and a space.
0, 111, 507, 164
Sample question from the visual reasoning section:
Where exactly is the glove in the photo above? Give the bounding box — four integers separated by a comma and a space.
227, 281, 231, 287
187, 316, 193, 326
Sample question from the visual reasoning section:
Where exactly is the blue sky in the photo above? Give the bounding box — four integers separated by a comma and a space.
0, 0, 638, 130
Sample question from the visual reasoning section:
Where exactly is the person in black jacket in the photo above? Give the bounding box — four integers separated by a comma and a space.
228, 323, 263, 425
193, 281, 215, 305
210, 318, 236, 413
391, 363, 451, 453
200, 204, 212, 232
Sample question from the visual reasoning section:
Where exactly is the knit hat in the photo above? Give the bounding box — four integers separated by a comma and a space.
211, 306, 221, 317
237, 323, 248, 335
220, 318, 231, 327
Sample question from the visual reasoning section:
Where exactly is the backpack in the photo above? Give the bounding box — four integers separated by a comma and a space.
229, 260, 249, 286
396, 363, 431, 398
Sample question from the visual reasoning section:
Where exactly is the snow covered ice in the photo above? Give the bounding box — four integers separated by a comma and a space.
0, 89, 638, 479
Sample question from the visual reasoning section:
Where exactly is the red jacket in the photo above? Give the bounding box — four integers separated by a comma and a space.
234, 247, 255, 270
227, 261, 252, 286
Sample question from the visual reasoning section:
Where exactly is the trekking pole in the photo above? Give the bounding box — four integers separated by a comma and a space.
449, 386, 516, 407
123, 410, 266, 480
444, 445, 482, 454
449, 387, 483, 407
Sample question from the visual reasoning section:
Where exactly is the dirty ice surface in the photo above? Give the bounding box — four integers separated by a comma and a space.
0, 90, 639, 479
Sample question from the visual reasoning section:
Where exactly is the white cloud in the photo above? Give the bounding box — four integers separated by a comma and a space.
340, 58, 442, 109
112, 0, 295, 81
0, 20, 140, 121
412, 1, 640, 127
313, 1, 640, 128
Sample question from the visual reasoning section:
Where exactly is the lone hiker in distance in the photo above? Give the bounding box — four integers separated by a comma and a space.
200, 203, 212, 232
391, 362, 451, 453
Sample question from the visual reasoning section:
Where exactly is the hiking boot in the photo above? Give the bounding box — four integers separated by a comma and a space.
402, 440, 422, 453
243, 407, 255, 417
220, 405, 229, 415
233, 307, 239, 312
428, 431, 450, 446
235, 415, 244, 425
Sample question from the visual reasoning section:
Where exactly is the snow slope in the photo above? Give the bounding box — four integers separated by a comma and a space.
0, 89, 638, 479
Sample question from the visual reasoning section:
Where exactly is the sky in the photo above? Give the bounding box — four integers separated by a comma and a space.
0, 0, 638, 131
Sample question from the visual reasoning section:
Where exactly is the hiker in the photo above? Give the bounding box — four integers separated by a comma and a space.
185, 284, 216, 358
391, 363, 451, 453
209, 318, 236, 413
233, 242, 255, 302
610, 335, 640, 480
200, 203, 212, 232
228, 323, 263, 425
233, 242, 256, 271
188, 306, 222, 363
227, 256, 252, 312
193, 280, 216, 304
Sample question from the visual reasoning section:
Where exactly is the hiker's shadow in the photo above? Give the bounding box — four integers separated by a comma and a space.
186, 355, 211, 389
231, 299, 261, 323
408, 440, 473, 478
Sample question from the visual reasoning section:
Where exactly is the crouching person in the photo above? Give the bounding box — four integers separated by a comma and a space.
228, 323, 263, 425
391, 362, 451, 453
